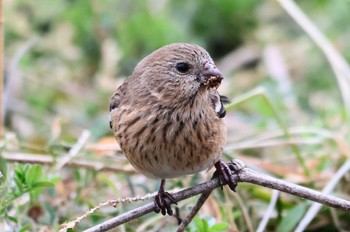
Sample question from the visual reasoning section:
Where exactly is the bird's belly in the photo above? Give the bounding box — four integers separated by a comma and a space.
121, 122, 225, 179
128, 147, 221, 179
114, 105, 226, 179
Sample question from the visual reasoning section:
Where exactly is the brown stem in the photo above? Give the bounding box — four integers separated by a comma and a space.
77, 166, 350, 232
176, 189, 212, 232
2, 152, 136, 174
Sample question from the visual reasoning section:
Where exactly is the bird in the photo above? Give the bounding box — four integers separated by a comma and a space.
109, 43, 236, 215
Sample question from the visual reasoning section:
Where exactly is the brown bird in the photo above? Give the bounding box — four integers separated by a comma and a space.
109, 43, 235, 215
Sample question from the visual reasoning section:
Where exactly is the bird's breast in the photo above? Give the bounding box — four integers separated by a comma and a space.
112, 100, 226, 179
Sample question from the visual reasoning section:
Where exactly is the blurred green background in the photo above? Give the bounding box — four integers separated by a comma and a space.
1, 0, 350, 231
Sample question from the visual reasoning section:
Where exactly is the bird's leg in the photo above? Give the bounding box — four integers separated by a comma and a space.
154, 179, 177, 216
213, 159, 245, 192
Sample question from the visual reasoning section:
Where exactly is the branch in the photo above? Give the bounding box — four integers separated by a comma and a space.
54, 130, 91, 170
2, 152, 136, 174
176, 189, 212, 232
79, 166, 350, 232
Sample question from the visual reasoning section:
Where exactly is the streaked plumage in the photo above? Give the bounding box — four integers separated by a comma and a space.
110, 43, 230, 215
110, 43, 227, 179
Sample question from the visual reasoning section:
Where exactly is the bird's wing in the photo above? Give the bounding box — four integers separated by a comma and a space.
109, 92, 121, 129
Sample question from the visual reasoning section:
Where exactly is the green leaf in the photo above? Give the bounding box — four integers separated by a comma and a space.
210, 223, 229, 232
14, 176, 24, 192
26, 165, 43, 187
32, 181, 54, 188
19, 224, 31, 232
0, 155, 7, 181
47, 176, 61, 185
30, 187, 43, 200
202, 219, 209, 232
15, 168, 25, 184
23, 164, 30, 174
277, 203, 306, 232
194, 217, 205, 232
8, 215, 18, 223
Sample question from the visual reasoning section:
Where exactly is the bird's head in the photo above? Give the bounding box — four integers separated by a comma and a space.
131, 43, 224, 105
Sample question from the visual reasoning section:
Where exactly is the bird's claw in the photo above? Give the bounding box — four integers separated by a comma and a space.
154, 190, 177, 216
228, 159, 245, 171
214, 159, 245, 192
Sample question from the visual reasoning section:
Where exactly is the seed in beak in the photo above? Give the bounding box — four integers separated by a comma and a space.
201, 63, 223, 89
203, 75, 223, 89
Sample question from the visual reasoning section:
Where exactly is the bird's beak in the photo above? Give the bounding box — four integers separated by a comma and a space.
200, 63, 223, 89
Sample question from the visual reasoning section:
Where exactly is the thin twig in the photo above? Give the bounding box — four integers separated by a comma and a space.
77, 166, 350, 232
227, 126, 335, 149
54, 130, 90, 170
59, 192, 158, 232
232, 189, 254, 232
2, 152, 136, 174
176, 189, 213, 232
276, 0, 350, 120
295, 158, 350, 232
4, 36, 39, 116
256, 190, 280, 232
225, 137, 325, 151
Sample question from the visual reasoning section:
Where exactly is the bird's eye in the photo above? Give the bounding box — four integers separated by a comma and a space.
175, 62, 190, 73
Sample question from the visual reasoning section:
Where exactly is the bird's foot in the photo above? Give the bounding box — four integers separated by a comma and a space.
154, 189, 177, 216
213, 159, 245, 192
